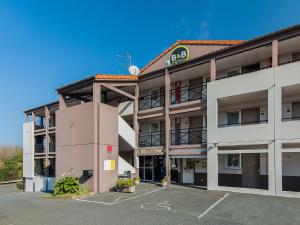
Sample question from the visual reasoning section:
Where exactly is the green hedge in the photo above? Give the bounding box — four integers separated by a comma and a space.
54, 177, 80, 196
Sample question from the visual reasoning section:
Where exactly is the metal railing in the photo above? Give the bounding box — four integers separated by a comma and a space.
49, 119, 56, 128
139, 94, 165, 110
49, 143, 55, 153
218, 119, 268, 128
170, 82, 207, 105
282, 116, 300, 121
170, 127, 207, 145
139, 132, 165, 147
34, 144, 45, 153
35, 120, 46, 130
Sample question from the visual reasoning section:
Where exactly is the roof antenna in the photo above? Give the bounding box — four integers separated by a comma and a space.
116, 52, 132, 68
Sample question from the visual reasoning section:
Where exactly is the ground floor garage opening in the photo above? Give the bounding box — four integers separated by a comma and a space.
218, 153, 268, 190
282, 152, 300, 192
171, 157, 207, 186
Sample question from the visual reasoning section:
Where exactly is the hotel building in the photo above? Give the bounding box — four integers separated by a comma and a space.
23, 24, 300, 197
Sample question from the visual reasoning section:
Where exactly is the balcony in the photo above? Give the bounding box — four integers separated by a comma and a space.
35, 144, 45, 154
49, 143, 55, 153
139, 132, 165, 147
49, 119, 56, 128
218, 119, 268, 128
35, 119, 46, 130
170, 127, 207, 146
139, 94, 165, 111
170, 82, 207, 105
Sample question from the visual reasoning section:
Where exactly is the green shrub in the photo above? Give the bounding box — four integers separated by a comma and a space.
116, 178, 134, 188
78, 185, 89, 195
54, 177, 80, 196
133, 177, 141, 182
161, 176, 169, 183
16, 180, 24, 190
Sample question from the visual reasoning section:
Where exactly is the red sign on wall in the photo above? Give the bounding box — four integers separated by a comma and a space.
106, 145, 112, 152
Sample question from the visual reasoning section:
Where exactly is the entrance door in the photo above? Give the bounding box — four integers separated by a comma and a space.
139, 156, 154, 181
242, 154, 260, 188
183, 158, 194, 183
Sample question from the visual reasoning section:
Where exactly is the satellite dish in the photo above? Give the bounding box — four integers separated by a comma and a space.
129, 65, 140, 75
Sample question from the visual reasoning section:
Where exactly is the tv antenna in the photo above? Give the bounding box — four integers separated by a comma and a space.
116, 52, 132, 68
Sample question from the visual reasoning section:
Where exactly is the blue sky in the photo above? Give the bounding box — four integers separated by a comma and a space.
0, 0, 299, 146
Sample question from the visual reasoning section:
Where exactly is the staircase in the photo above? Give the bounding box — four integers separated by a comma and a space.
118, 115, 136, 149
118, 156, 136, 175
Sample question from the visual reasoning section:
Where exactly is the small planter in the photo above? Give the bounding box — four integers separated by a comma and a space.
134, 180, 140, 185
123, 186, 135, 193
160, 177, 169, 187
161, 181, 168, 187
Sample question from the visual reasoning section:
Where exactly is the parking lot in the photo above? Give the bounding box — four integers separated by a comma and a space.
1, 183, 300, 225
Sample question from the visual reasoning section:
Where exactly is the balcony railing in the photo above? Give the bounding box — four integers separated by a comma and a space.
170, 127, 207, 145
35, 121, 46, 130
35, 144, 45, 153
49, 119, 56, 128
139, 132, 165, 147
49, 143, 55, 153
139, 94, 165, 110
170, 82, 207, 105
218, 119, 268, 128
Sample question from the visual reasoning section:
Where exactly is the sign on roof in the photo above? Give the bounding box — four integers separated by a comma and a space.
169, 46, 190, 65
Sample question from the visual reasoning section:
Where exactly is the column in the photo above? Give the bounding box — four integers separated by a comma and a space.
164, 69, 171, 183
59, 94, 67, 109
272, 40, 279, 67
93, 83, 101, 193
44, 106, 50, 178
210, 59, 216, 81
133, 84, 139, 176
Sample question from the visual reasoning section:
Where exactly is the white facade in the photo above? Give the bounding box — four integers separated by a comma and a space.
207, 61, 300, 197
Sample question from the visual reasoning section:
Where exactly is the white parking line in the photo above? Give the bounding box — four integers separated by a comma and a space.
75, 187, 165, 206
198, 193, 229, 219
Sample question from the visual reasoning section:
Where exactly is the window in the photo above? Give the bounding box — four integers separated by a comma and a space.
225, 154, 241, 169
226, 111, 239, 125
226, 69, 240, 77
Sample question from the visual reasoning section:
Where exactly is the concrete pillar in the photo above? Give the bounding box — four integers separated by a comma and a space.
207, 95, 218, 190
210, 59, 216, 81
133, 84, 139, 176
59, 94, 67, 110
44, 106, 50, 177
272, 40, 279, 67
164, 69, 171, 182
93, 83, 101, 193
267, 75, 276, 195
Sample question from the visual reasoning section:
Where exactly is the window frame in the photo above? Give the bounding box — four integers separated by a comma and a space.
225, 154, 242, 169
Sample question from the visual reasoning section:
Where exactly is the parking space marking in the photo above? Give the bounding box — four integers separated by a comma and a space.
141, 201, 172, 211
75, 187, 166, 206
197, 193, 229, 219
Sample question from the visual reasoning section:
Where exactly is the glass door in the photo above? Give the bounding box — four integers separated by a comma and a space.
139, 156, 154, 181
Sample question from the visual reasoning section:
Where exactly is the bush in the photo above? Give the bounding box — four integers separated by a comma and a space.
116, 178, 134, 189
17, 180, 24, 190
161, 177, 169, 183
0, 146, 22, 182
54, 177, 80, 196
133, 177, 141, 182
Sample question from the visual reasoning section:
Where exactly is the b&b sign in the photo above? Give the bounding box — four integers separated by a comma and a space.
169, 46, 190, 65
